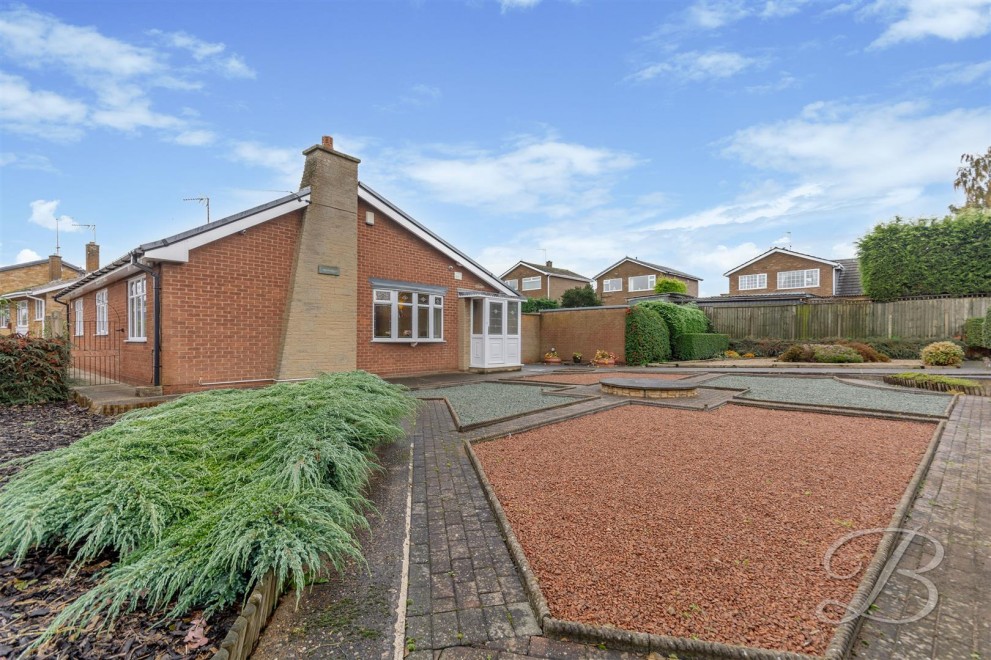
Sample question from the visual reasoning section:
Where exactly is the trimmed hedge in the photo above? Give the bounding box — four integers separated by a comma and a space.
521, 297, 559, 313
964, 317, 986, 348
637, 301, 710, 360
673, 333, 730, 361
857, 207, 991, 301
985, 307, 991, 349
625, 306, 671, 365
0, 335, 71, 404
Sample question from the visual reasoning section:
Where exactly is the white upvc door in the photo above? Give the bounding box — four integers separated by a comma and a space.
469, 297, 521, 369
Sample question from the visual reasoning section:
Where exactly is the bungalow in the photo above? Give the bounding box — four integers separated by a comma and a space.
0, 253, 93, 336
723, 248, 863, 298
55, 136, 523, 394
500, 261, 593, 301
593, 257, 702, 305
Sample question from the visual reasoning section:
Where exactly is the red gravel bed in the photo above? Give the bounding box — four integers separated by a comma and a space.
474, 404, 935, 655
522, 372, 685, 386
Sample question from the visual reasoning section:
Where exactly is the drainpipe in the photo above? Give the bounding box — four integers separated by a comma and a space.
130, 253, 162, 387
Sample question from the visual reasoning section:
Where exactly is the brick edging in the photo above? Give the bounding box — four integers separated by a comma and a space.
416, 384, 599, 432
212, 570, 279, 660
727, 398, 950, 423
461, 403, 951, 660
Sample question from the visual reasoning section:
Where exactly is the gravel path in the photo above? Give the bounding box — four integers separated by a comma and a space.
709, 375, 951, 415
522, 372, 685, 385
415, 383, 575, 427
474, 404, 936, 655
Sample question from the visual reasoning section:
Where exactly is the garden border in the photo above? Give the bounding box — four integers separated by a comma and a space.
881, 374, 989, 396
463, 401, 949, 660
212, 570, 279, 660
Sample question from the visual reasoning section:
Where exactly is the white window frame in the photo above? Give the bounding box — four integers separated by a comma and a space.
777, 268, 820, 289
16, 301, 29, 331
503, 279, 519, 291
738, 273, 767, 291
602, 278, 622, 293
74, 299, 83, 336
628, 274, 656, 292
127, 276, 147, 341
0, 305, 9, 327
521, 276, 541, 291
34, 299, 45, 321
372, 288, 444, 343
96, 289, 108, 336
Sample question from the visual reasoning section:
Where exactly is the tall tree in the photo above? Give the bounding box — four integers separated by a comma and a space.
952, 146, 991, 211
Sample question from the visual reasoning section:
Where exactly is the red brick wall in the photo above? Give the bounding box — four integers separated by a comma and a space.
728, 253, 835, 297
521, 313, 541, 363
158, 210, 301, 394
597, 261, 699, 305
357, 199, 496, 377
537, 306, 628, 364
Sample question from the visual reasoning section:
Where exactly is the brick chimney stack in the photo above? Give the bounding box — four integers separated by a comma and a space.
546, 260, 553, 268
85, 242, 100, 273
48, 254, 62, 281
321, 135, 334, 149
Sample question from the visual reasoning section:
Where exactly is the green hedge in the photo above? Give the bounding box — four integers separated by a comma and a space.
625, 306, 671, 365
964, 317, 986, 348
0, 335, 71, 404
521, 297, 559, 313
857, 207, 991, 301
985, 307, 991, 349
673, 333, 729, 361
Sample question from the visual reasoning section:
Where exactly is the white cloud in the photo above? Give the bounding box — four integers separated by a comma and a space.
149, 30, 256, 79
378, 83, 442, 112
0, 71, 88, 139
172, 129, 217, 146
867, 0, 991, 47
630, 50, 761, 83
27, 199, 82, 232
911, 59, 991, 87
228, 141, 302, 189
686, 0, 749, 28
688, 241, 763, 272
0, 152, 57, 172
648, 183, 825, 231
16, 248, 42, 263
500, 0, 541, 11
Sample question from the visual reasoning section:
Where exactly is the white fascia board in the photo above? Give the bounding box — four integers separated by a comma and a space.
358, 186, 522, 299
723, 248, 841, 277
58, 263, 142, 300
142, 195, 310, 264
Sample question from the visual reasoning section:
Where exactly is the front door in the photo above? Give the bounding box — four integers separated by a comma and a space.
469, 297, 521, 369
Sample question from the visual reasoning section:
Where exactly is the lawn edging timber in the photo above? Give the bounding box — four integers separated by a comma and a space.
463, 402, 949, 660
213, 571, 279, 660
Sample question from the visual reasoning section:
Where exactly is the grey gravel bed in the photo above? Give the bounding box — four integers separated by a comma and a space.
709, 375, 951, 416
415, 383, 571, 426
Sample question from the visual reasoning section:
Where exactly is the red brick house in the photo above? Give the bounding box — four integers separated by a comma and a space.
723, 248, 863, 298
55, 136, 523, 394
593, 257, 701, 305
0, 254, 92, 337
499, 261, 592, 301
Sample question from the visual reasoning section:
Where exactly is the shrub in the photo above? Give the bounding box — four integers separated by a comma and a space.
0, 372, 417, 643
779, 344, 815, 362
560, 285, 602, 308
673, 333, 730, 361
724, 350, 741, 359
728, 338, 793, 357
857, 207, 991, 301
889, 372, 981, 388
732, 336, 964, 359
921, 341, 965, 366
742, 352, 756, 359
985, 307, 991, 349
0, 335, 71, 404
834, 340, 890, 362
654, 277, 688, 294
637, 302, 710, 359
522, 298, 559, 313
963, 317, 985, 348
811, 345, 864, 363
625, 306, 671, 366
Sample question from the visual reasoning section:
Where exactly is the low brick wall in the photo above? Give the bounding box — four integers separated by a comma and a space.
535, 306, 628, 364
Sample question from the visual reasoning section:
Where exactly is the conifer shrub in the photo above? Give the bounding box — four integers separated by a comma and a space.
0, 335, 71, 404
0, 371, 417, 645
963, 317, 985, 348
625, 305, 670, 365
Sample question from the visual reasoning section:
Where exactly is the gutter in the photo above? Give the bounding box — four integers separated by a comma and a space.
130, 252, 162, 387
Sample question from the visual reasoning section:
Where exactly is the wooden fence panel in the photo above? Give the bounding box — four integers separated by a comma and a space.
699, 296, 991, 340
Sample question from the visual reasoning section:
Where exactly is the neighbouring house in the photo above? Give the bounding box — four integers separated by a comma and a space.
593, 257, 702, 305
723, 248, 863, 298
500, 261, 593, 301
0, 250, 95, 336
54, 136, 524, 394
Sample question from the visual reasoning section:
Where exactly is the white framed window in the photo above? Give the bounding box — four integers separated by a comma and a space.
628, 274, 656, 292
373, 288, 444, 342
74, 299, 83, 336
777, 268, 820, 289
0, 305, 9, 327
521, 276, 541, 291
96, 289, 108, 336
17, 301, 29, 330
738, 273, 767, 291
602, 278, 622, 292
503, 279, 519, 290
127, 276, 147, 341
34, 299, 45, 320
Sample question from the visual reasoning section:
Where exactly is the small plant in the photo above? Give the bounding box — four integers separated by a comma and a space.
593, 349, 616, 361
544, 348, 559, 359
572, 352, 582, 363
724, 350, 741, 359
921, 341, 965, 366
742, 352, 756, 359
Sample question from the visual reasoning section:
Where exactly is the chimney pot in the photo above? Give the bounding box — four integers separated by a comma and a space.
322, 135, 334, 149
85, 242, 100, 273
546, 260, 553, 268
48, 254, 62, 281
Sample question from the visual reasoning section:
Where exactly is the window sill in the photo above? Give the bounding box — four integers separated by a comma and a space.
125, 338, 148, 343
372, 338, 445, 344
777, 285, 817, 290
739, 288, 767, 291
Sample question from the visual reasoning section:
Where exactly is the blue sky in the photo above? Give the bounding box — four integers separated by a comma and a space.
1, 0, 989, 296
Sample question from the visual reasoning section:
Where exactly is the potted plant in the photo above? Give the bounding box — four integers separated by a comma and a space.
544, 348, 561, 365
592, 349, 616, 366
572, 352, 582, 364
